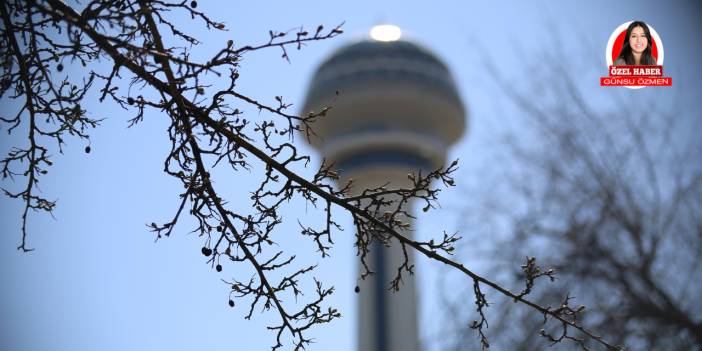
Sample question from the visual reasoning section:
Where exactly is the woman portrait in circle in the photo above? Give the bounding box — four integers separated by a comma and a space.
614, 21, 657, 65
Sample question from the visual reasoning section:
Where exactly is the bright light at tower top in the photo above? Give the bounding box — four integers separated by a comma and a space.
370, 24, 402, 42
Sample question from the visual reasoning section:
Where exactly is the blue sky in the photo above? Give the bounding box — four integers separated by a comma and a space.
1, 1, 701, 350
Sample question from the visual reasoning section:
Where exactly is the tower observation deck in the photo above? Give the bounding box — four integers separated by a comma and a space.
302, 25, 467, 351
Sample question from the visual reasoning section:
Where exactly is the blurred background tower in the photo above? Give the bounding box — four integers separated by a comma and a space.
302, 25, 466, 351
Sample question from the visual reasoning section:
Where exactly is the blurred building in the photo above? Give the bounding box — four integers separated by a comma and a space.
302, 25, 466, 351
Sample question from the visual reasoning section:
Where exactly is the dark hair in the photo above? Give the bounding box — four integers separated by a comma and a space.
616, 21, 656, 65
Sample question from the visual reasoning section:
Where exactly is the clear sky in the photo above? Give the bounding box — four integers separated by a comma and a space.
2, 1, 701, 350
